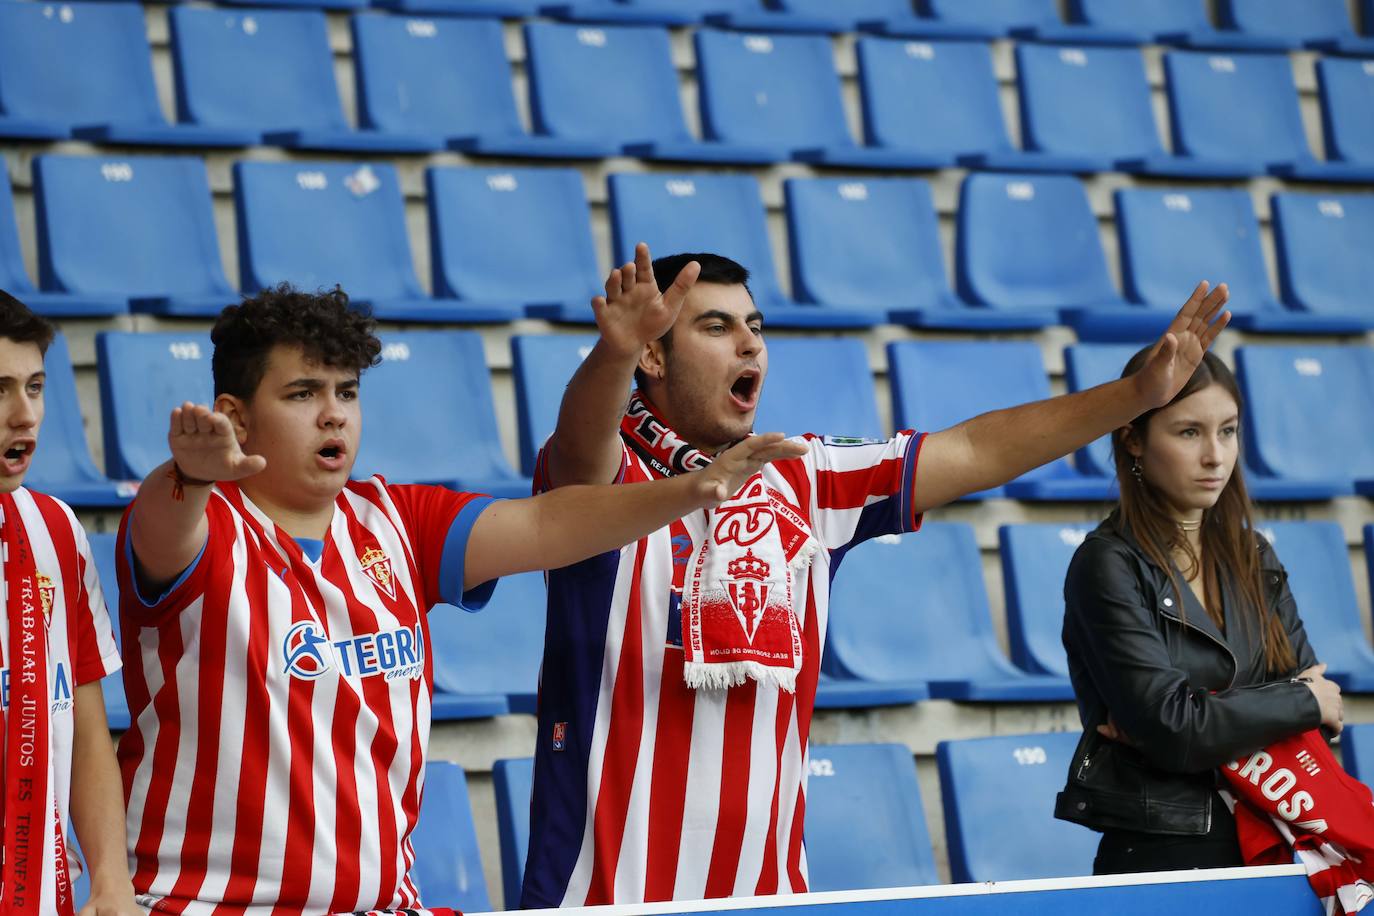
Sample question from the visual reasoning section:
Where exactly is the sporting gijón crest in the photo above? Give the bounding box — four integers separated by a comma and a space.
722, 548, 773, 644
359, 545, 396, 600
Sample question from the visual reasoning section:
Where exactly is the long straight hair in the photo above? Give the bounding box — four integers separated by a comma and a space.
1111, 349, 1296, 674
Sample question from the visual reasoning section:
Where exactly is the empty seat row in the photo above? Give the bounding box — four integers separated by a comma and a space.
7, 155, 1374, 336
2, 3, 1373, 180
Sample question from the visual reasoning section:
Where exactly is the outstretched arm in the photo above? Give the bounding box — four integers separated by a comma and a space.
464, 433, 805, 588
545, 242, 700, 488
129, 403, 267, 591
913, 281, 1230, 513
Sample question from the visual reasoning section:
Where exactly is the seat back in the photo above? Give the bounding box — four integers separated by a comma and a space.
937, 732, 1098, 882
1162, 51, 1312, 164
888, 340, 1073, 483
0, 170, 37, 295
957, 173, 1118, 310
1272, 192, 1374, 318
785, 176, 953, 310
1216, 0, 1358, 42
1014, 43, 1164, 160
429, 571, 544, 709
524, 22, 693, 145
492, 757, 534, 908
1315, 57, 1374, 167
694, 29, 853, 150
357, 332, 517, 486
86, 532, 130, 730
33, 154, 233, 299
919, 0, 1060, 30
510, 334, 602, 476
29, 334, 121, 494
169, 6, 347, 132
410, 761, 492, 913
1342, 722, 1374, 788
351, 14, 524, 139
803, 744, 939, 892
856, 37, 1011, 156
0, 1, 163, 128
96, 332, 214, 481
1116, 187, 1275, 313
1062, 343, 1148, 476
608, 172, 788, 307
779, 0, 912, 15
1234, 345, 1374, 482
426, 166, 599, 304
753, 338, 882, 439
233, 160, 424, 300
1066, 0, 1211, 32
998, 524, 1096, 677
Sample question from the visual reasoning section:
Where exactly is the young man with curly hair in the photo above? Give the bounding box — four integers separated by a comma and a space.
114, 285, 802, 914
0, 291, 139, 916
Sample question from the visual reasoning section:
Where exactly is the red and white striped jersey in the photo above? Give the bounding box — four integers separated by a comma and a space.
114, 478, 493, 914
523, 432, 925, 907
0, 487, 121, 912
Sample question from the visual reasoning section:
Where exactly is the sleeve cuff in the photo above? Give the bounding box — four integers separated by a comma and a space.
438, 496, 498, 611
900, 431, 928, 533
125, 531, 207, 609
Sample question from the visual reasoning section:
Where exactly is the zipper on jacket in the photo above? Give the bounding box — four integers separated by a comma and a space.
1158, 603, 1240, 690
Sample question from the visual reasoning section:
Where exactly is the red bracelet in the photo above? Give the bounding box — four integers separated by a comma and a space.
167, 462, 214, 502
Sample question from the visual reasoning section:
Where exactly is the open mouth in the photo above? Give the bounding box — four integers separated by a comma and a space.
316, 440, 347, 469
1, 441, 33, 474
730, 369, 760, 408
319, 446, 341, 460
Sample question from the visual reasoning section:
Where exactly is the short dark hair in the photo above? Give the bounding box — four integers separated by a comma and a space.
0, 289, 56, 355
211, 284, 382, 399
633, 253, 753, 389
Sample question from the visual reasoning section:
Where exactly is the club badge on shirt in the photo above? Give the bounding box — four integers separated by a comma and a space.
37, 571, 55, 624
359, 546, 396, 600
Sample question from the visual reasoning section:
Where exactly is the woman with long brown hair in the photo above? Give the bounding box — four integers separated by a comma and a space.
1055, 346, 1345, 875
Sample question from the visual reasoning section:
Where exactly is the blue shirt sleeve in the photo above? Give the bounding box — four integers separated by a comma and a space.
437, 496, 498, 611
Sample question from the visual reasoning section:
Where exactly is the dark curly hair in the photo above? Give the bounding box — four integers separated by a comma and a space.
211, 284, 382, 399
0, 289, 56, 355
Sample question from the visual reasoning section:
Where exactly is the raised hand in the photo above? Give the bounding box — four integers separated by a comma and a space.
168, 402, 267, 483
592, 242, 700, 359
1132, 281, 1231, 409
692, 433, 808, 507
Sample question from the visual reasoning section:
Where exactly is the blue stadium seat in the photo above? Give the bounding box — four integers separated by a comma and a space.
784, 177, 1050, 331
0, 1, 253, 146
917, 0, 1139, 44
607, 172, 882, 329
998, 524, 1095, 679
854, 38, 1012, 171
234, 161, 520, 323
87, 532, 131, 732
373, 0, 544, 15
1216, 0, 1374, 55
1315, 57, 1374, 172
1062, 343, 1342, 501
937, 732, 1098, 882
1260, 521, 1374, 693
30, 335, 135, 508
410, 762, 493, 912
510, 334, 601, 476
1272, 193, 1374, 326
753, 338, 883, 440
33, 155, 238, 318
771, 0, 931, 34
803, 744, 939, 892
1065, 0, 1293, 50
492, 757, 533, 907
520, 22, 778, 164
825, 525, 1075, 701
429, 570, 545, 715
1107, 188, 1373, 340
1235, 346, 1374, 498
427, 167, 601, 321
1343, 722, 1374, 788
169, 7, 434, 152
96, 332, 214, 482
0, 175, 114, 318
1008, 44, 1169, 173
547, 0, 853, 33
359, 333, 530, 497
1122, 52, 1374, 183
887, 341, 1111, 501
692, 29, 952, 170
956, 173, 1126, 332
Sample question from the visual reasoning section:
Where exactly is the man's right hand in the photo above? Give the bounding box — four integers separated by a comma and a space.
592, 242, 699, 359
168, 401, 267, 483
1298, 662, 1344, 735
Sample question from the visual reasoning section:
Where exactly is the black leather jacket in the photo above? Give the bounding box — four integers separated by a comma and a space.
1055, 514, 1323, 836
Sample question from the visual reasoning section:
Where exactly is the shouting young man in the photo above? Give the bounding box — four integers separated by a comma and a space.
0, 291, 138, 916
115, 284, 802, 914
521, 244, 1232, 906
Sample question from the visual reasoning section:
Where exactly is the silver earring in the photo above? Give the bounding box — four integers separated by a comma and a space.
1131, 457, 1143, 483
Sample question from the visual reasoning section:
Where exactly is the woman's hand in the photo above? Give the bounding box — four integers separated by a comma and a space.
1096, 717, 1136, 746
1298, 663, 1344, 735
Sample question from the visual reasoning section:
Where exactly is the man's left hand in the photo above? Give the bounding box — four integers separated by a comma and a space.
1132, 280, 1231, 409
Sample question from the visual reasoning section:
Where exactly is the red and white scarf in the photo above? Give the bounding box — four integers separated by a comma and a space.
1221, 731, 1374, 915
621, 392, 816, 692
0, 492, 74, 916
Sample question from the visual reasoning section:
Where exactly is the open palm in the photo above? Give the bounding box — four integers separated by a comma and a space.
1133, 281, 1231, 408
592, 242, 700, 358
